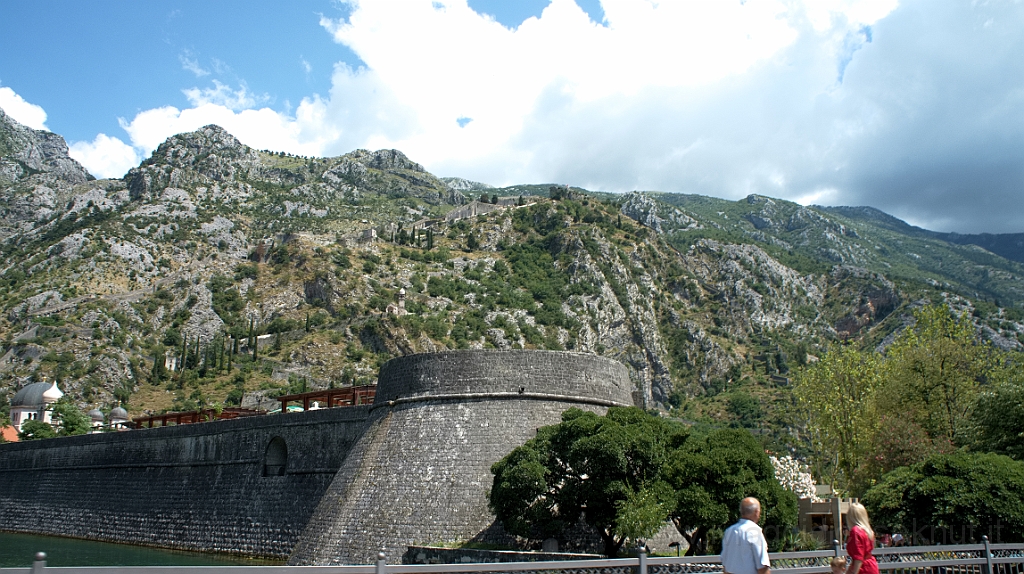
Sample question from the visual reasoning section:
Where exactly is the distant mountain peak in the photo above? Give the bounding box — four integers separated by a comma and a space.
0, 105, 92, 186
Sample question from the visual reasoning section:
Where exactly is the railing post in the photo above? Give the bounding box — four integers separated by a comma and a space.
833, 540, 841, 558
638, 544, 648, 574
376, 551, 387, 574
983, 535, 993, 574
32, 552, 46, 574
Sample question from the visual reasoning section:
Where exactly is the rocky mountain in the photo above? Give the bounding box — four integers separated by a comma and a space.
1, 109, 1023, 444
815, 205, 1024, 265
0, 108, 94, 242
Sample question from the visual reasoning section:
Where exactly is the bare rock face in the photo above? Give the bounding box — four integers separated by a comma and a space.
125, 125, 262, 199
620, 191, 698, 233
440, 176, 493, 194
0, 107, 91, 187
0, 107, 97, 240
830, 266, 900, 338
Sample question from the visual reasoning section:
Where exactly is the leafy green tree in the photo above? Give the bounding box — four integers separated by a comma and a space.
489, 407, 686, 557
793, 344, 882, 493
614, 483, 676, 543
881, 305, 998, 443
726, 391, 762, 428
865, 415, 953, 479
0, 412, 10, 443
965, 381, 1024, 460
662, 428, 797, 555
863, 452, 1024, 543
51, 398, 91, 436
18, 419, 57, 440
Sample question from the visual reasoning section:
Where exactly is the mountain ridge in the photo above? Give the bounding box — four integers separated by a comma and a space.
1, 110, 1022, 443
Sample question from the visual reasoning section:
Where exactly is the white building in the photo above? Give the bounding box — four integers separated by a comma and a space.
9, 381, 63, 432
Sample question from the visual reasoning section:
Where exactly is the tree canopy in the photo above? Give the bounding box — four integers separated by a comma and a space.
793, 304, 1010, 494
489, 407, 686, 557
663, 428, 797, 555
489, 407, 795, 557
965, 381, 1024, 460
863, 452, 1024, 544
51, 398, 91, 436
881, 304, 999, 443
18, 419, 57, 440
793, 343, 882, 492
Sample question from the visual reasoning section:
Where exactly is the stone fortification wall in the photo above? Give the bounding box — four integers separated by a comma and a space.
289, 350, 634, 566
0, 405, 370, 558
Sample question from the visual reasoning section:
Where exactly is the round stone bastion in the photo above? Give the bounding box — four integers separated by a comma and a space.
288, 349, 634, 565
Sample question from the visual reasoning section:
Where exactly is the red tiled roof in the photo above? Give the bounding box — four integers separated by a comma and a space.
1, 425, 18, 442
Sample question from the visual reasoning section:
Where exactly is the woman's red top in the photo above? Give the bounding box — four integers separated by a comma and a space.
846, 525, 879, 574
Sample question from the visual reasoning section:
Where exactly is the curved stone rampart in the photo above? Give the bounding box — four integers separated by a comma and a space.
288, 350, 634, 565
372, 349, 634, 405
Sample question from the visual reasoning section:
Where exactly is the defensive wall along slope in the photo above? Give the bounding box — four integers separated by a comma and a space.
288, 350, 635, 565
0, 404, 370, 558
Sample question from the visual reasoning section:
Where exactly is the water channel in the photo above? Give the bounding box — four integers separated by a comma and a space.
0, 531, 283, 568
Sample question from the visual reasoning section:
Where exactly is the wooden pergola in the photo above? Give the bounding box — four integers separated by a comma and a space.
277, 385, 377, 413
132, 407, 265, 428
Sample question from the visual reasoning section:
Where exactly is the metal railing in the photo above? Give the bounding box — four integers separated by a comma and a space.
2, 538, 1022, 574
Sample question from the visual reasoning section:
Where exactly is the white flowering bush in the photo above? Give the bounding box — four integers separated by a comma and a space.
771, 455, 819, 501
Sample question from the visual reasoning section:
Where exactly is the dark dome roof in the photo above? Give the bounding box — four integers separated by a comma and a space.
109, 406, 129, 420
88, 408, 104, 422
11, 382, 54, 407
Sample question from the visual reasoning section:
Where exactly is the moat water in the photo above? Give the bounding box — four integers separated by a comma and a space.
0, 531, 284, 567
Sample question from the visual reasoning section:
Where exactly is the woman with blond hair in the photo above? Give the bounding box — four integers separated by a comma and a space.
844, 503, 879, 574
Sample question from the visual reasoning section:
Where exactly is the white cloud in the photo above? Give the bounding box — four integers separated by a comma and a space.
69, 134, 141, 179
0, 86, 48, 130
179, 53, 210, 77
102, 0, 1024, 232
309, 0, 895, 177
119, 99, 338, 158
110, 0, 900, 170
117, 61, 413, 159
182, 80, 267, 112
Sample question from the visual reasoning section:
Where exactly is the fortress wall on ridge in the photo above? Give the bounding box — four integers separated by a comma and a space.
0, 405, 370, 558
288, 350, 635, 565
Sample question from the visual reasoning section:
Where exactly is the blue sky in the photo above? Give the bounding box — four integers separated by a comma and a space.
2, 0, 1023, 234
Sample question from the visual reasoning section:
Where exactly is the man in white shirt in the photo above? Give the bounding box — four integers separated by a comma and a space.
721, 497, 771, 574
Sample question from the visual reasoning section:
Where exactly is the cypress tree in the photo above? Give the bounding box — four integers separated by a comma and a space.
151, 346, 166, 381
181, 338, 188, 372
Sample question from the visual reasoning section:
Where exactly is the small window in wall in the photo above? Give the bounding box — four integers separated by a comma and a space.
263, 436, 288, 477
